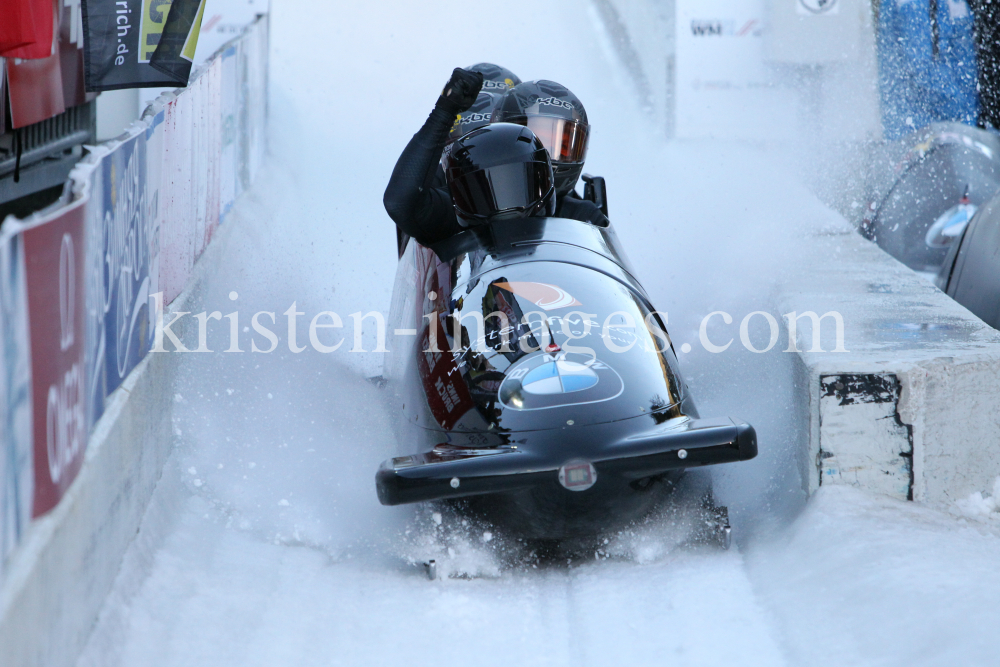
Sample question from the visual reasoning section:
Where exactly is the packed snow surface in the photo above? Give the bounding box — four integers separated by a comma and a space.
78, 0, 1000, 665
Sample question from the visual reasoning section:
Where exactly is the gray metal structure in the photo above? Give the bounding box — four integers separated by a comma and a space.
0, 101, 96, 221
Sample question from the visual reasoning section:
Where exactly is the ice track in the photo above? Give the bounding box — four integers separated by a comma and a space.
77, 1, 1000, 665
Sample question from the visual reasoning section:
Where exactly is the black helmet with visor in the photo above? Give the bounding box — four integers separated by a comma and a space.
444, 123, 556, 225
492, 80, 589, 197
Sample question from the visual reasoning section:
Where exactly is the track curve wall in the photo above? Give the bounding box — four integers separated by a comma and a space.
595, 0, 1000, 507
0, 15, 268, 667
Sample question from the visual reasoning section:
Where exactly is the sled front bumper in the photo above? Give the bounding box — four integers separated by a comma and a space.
375, 417, 756, 506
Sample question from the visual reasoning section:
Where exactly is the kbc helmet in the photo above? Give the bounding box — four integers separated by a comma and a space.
466, 62, 521, 92
445, 123, 556, 225
492, 80, 589, 197
447, 90, 503, 145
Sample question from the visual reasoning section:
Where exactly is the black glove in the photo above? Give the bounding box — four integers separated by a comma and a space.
436, 68, 484, 115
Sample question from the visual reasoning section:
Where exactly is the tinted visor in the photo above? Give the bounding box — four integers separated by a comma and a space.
449, 160, 553, 219
509, 116, 589, 164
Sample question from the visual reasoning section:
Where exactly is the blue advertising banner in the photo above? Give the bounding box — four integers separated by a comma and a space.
84, 155, 108, 431
0, 232, 34, 573
877, 0, 980, 139
97, 128, 160, 402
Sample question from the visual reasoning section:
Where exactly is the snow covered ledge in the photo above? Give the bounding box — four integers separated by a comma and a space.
780, 220, 1000, 506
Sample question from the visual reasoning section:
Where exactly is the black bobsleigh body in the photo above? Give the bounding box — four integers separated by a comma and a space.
936, 188, 1000, 330
859, 122, 1000, 277
376, 217, 757, 539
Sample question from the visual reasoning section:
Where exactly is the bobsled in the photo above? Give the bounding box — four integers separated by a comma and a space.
377, 217, 757, 540
936, 186, 1000, 330
859, 122, 1000, 277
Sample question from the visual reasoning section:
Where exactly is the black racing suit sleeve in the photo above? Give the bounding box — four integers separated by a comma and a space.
383, 104, 462, 246
556, 191, 610, 227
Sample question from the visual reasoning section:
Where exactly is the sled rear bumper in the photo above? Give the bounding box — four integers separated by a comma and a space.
376, 417, 756, 506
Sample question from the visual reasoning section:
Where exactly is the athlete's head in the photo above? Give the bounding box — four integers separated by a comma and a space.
466, 63, 521, 93
444, 122, 556, 226
447, 89, 504, 146
492, 80, 589, 197
443, 64, 521, 156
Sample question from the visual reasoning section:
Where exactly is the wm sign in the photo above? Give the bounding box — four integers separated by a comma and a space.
690, 19, 759, 37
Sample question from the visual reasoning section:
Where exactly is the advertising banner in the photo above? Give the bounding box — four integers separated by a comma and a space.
98, 130, 159, 398
0, 0, 55, 59
877, 0, 979, 139
22, 204, 87, 517
81, 0, 175, 90
158, 95, 195, 304
219, 45, 238, 218
236, 38, 250, 195
6, 0, 67, 129
82, 0, 207, 90
0, 11, 269, 565
145, 112, 164, 306
0, 59, 6, 136
204, 57, 222, 245
417, 317, 476, 431
58, 0, 90, 108
83, 155, 109, 430
82, 0, 176, 90
148, 0, 206, 82
189, 58, 222, 256
674, 0, 796, 141
192, 76, 208, 257
245, 19, 267, 185
0, 232, 34, 570
973, 0, 1000, 129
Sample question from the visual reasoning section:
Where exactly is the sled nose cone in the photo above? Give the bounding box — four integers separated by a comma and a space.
735, 422, 757, 461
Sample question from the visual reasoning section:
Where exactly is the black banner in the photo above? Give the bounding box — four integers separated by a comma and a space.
150, 0, 206, 82
81, 0, 205, 91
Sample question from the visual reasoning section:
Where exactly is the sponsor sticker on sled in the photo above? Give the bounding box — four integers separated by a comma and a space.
499, 351, 623, 411
417, 318, 475, 429
494, 281, 580, 311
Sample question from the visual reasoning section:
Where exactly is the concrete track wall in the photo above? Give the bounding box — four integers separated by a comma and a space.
595, 0, 1000, 507
783, 220, 1000, 505
0, 284, 196, 667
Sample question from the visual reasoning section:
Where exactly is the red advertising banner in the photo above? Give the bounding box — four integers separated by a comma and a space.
22, 203, 87, 517
6, 1, 66, 129
6, 53, 66, 128
58, 0, 89, 108
0, 0, 54, 59
0, 61, 7, 136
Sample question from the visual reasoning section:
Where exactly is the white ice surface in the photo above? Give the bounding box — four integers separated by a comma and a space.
78, 0, 1000, 665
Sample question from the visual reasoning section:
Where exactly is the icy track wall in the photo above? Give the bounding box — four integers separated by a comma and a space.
0, 14, 268, 667
595, 0, 1000, 505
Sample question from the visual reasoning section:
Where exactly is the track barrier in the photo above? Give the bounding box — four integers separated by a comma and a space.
0, 14, 268, 667
594, 0, 1000, 506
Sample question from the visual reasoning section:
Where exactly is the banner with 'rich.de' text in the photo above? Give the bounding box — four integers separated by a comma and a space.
82, 0, 206, 90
